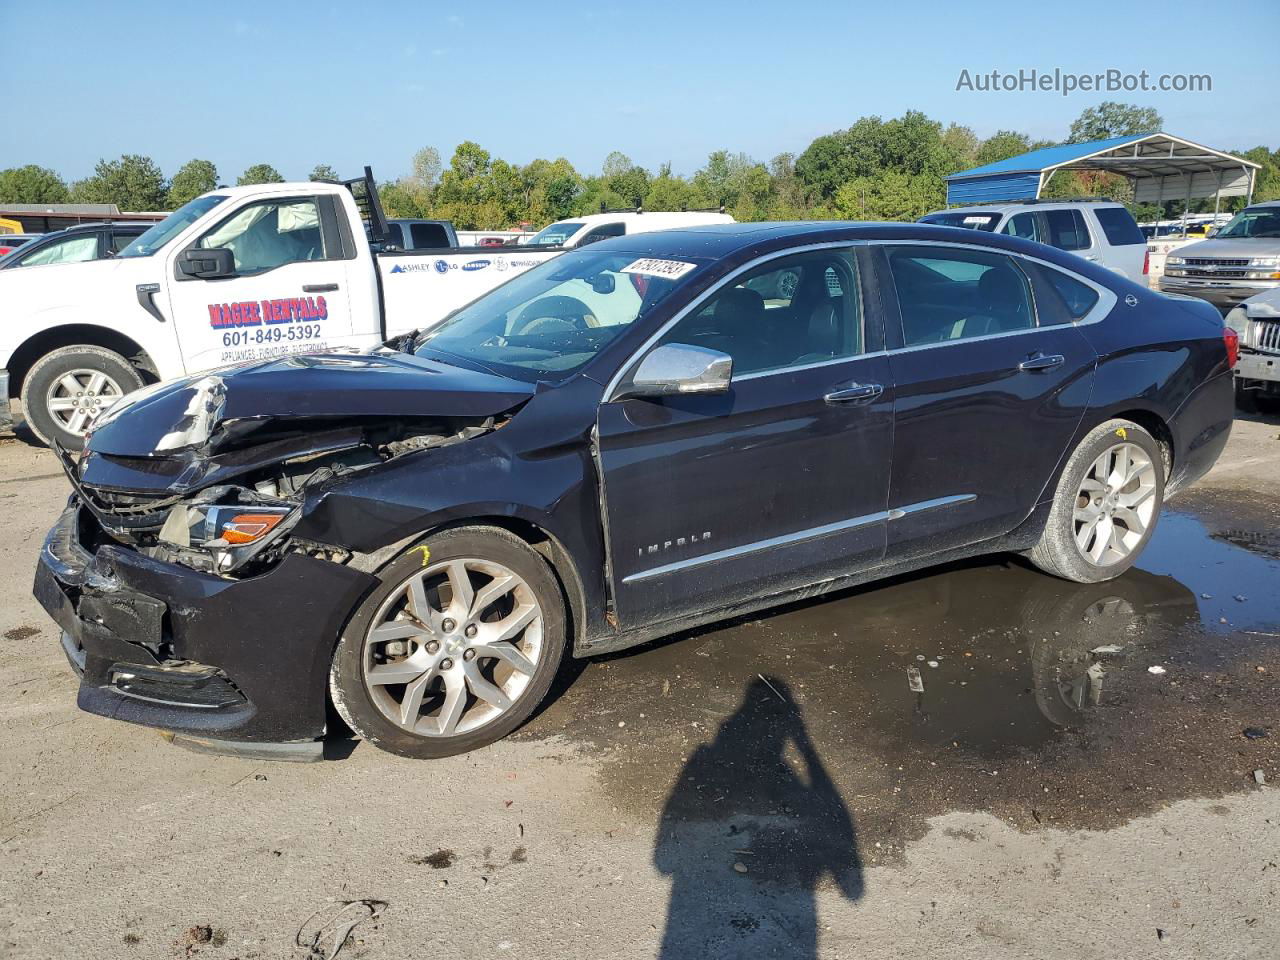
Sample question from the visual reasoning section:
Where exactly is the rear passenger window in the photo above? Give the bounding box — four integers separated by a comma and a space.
1093, 208, 1146, 245
886, 246, 1035, 346
1039, 267, 1100, 320
578, 222, 626, 246
1042, 210, 1090, 251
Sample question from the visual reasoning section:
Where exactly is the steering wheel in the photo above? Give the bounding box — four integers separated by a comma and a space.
511, 296, 596, 336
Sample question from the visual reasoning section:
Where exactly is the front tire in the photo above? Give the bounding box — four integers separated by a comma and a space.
20, 345, 143, 450
1028, 419, 1164, 584
329, 526, 566, 759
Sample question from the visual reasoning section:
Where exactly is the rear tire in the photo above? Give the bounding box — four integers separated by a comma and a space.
20, 345, 143, 451
329, 526, 566, 759
1028, 419, 1164, 584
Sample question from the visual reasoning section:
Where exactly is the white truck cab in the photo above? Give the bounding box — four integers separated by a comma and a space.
0, 171, 733, 449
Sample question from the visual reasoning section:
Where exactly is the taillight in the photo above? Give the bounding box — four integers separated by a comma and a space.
1224, 326, 1239, 368
1143, 249, 1150, 275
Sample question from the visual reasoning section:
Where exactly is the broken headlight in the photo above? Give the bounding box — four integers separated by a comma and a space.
188, 505, 294, 547
159, 502, 298, 573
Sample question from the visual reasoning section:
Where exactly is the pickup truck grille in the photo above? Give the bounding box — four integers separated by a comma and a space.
1185, 268, 1247, 279
1248, 319, 1280, 354
1186, 258, 1250, 268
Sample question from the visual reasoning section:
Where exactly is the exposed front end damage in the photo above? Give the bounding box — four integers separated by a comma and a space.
32, 350, 536, 753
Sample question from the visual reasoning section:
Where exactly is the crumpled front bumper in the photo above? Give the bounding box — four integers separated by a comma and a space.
33, 502, 377, 754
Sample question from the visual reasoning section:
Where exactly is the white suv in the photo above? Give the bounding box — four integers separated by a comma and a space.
919, 201, 1149, 284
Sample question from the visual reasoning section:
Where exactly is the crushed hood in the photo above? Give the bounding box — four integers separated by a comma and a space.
87, 351, 535, 458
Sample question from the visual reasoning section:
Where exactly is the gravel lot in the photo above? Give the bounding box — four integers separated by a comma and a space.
1, 413, 1277, 960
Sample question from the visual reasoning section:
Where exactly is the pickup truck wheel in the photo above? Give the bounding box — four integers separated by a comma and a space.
1028, 419, 1164, 584
21, 345, 144, 451
330, 526, 566, 759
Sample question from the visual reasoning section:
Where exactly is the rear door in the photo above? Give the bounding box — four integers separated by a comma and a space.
872, 242, 1099, 561
164, 193, 359, 373
597, 246, 893, 627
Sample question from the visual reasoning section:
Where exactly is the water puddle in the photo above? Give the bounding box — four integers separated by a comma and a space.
524, 499, 1280, 853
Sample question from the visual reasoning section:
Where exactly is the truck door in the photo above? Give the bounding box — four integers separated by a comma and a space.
164, 193, 359, 373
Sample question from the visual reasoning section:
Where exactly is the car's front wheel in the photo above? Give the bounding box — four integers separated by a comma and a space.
329, 526, 566, 759
1028, 418, 1165, 583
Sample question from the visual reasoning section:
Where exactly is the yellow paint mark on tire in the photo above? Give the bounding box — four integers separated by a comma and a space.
410, 545, 431, 567
1116, 427, 1128, 439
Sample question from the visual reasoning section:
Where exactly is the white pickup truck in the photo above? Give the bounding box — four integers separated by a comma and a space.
0, 170, 731, 448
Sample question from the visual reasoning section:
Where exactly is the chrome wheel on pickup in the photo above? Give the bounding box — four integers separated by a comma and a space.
46, 368, 125, 436
330, 526, 566, 758
20, 344, 145, 451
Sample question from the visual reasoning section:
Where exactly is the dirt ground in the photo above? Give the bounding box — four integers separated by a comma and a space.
1, 412, 1277, 960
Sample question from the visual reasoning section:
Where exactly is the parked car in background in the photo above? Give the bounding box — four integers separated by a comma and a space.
0, 222, 147, 269
33, 221, 1234, 760
0, 233, 39, 258
524, 209, 734, 249
1159, 201, 1280, 309
1225, 285, 1280, 410
919, 200, 1149, 283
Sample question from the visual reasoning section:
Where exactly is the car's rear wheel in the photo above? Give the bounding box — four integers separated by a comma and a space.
329, 526, 566, 759
21, 345, 143, 450
1028, 419, 1164, 584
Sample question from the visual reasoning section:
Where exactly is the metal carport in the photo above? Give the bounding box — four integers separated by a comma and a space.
945, 132, 1260, 217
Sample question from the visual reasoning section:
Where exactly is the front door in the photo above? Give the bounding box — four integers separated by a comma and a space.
872, 242, 1099, 560
165, 194, 358, 374
597, 247, 893, 628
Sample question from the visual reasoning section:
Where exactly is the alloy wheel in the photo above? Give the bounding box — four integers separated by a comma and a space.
45, 368, 124, 436
1072, 441, 1158, 566
362, 558, 544, 738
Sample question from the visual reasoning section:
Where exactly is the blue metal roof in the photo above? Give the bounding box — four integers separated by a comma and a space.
945, 134, 1152, 182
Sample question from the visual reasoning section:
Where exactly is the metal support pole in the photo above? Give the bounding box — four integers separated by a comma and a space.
1181, 175, 1192, 237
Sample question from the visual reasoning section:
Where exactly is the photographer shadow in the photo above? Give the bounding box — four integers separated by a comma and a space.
654, 675, 863, 958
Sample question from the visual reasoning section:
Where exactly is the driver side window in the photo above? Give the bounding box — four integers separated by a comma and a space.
196, 197, 328, 274
657, 250, 862, 377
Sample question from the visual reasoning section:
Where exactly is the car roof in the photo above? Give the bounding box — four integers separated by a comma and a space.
588, 220, 1138, 283
37, 221, 148, 236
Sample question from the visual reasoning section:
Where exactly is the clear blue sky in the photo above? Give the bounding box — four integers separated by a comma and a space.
3, 0, 1276, 184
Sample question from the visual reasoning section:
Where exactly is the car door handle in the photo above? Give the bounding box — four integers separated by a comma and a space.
1018, 352, 1065, 372
824, 382, 884, 405
302, 283, 339, 293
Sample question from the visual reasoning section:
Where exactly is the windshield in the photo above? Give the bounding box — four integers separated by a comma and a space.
417, 248, 703, 382
1215, 207, 1280, 240
919, 212, 1001, 231
526, 221, 585, 246
117, 194, 229, 257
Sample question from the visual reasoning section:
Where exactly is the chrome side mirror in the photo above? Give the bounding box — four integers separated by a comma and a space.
615, 343, 732, 400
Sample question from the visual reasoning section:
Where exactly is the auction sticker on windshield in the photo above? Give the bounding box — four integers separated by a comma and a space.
621, 258, 698, 279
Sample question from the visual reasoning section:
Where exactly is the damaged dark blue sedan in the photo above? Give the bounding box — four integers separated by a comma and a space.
33, 222, 1236, 759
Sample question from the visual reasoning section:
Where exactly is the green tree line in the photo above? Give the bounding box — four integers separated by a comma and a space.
3, 103, 1276, 226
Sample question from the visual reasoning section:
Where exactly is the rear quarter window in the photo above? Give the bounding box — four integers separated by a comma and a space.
1093, 207, 1146, 245
1039, 266, 1100, 320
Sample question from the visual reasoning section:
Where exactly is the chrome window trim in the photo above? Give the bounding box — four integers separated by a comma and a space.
602, 240, 868, 402
622, 493, 976, 584
878, 239, 1119, 338
603, 237, 1117, 400
732, 350, 889, 382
